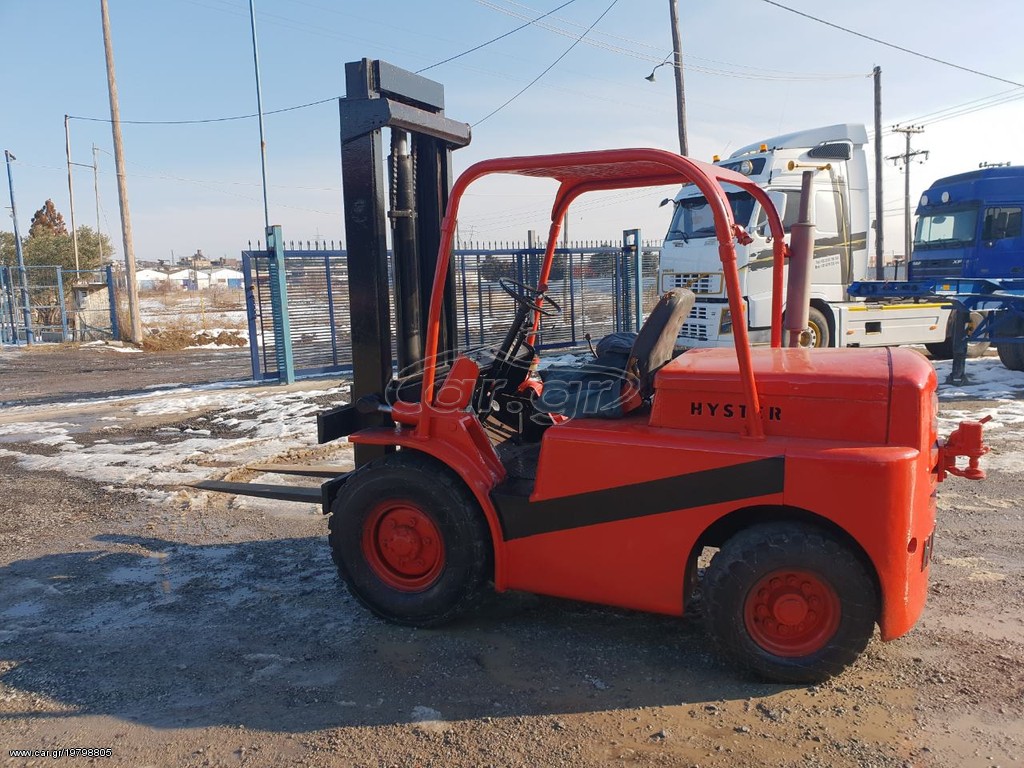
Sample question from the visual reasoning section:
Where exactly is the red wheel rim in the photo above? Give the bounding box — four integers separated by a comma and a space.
361, 501, 445, 591
743, 569, 841, 657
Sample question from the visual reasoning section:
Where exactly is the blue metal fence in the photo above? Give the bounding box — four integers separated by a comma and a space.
243, 234, 660, 381
0, 264, 118, 345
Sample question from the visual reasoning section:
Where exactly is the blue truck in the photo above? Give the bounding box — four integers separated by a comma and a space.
850, 165, 1024, 377
910, 165, 1024, 282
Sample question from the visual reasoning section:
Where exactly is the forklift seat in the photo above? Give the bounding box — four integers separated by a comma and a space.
535, 288, 695, 418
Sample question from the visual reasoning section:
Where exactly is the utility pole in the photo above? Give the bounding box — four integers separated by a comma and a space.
248, 0, 270, 231
872, 67, 884, 279
64, 115, 81, 272
100, 0, 143, 344
668, 0, 688, 156
4, 150, 33, 345
93, 145, 102, 261
887, 125, 928, 263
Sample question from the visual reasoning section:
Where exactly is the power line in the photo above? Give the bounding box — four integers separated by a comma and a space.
760, 0, 1024, 88
67, 96, 336, 126
417, 0, 578, 73
473, 0, 620, 127
481, 0, 866, 80
915, 90, 1024, 128
866, 86, 1024, 144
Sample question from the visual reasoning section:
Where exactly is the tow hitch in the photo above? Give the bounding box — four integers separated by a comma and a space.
937, 416, 991, 480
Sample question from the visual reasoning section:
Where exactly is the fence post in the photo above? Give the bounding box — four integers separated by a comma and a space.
324, 253, 339, 367
624, 229, 643, 329
1, 268, 12, 344
459, 250, 470, 349
241, 252, 262, 380
267, 225, 295, 384
0, 268, 10, 344
568, 250, 576, 346
56, 267, 69, 341
475, 251, 484, 345
105, 264, 120, 341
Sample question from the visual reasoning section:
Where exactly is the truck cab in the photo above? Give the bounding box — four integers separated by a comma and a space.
911, 165, 1024, 280
659, 124, 869, 348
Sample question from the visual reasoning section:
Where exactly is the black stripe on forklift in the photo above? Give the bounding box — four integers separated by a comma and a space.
493, 455, 785, 540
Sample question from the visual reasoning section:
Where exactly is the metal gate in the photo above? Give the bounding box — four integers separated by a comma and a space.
243, 233, 660, 381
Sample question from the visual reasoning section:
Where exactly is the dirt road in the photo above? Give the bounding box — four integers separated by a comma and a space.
1, 345, 1022, 767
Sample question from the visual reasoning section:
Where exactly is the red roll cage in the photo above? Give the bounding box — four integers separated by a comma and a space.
419, 148, 789, 440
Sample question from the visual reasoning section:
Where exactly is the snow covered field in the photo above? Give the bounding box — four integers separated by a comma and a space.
0, 350, 1020, 505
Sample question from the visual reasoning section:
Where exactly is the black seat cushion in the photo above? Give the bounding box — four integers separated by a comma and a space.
536, 353, 631, 419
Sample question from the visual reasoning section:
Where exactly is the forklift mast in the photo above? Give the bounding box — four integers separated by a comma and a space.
337, 59, 471, 466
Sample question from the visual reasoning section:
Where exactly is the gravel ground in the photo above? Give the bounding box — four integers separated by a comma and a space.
0, 344, 1022, 768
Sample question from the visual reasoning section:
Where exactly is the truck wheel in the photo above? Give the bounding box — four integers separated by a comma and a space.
997, 342, 1024, 371
995, 315, 1024, 371
328, 451, 492, 627
806, 307, 830, 348
926, 311, 989, 360
703, 522, 877, 683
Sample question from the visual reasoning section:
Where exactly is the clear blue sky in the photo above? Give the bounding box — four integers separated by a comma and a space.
1, 0, 1021, 263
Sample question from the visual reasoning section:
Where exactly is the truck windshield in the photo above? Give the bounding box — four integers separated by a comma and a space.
914, 207, 978, 249
665, 190, 755, 242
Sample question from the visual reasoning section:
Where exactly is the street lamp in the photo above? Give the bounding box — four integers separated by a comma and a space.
644, 58, 672, 83
643, 0, 689, 157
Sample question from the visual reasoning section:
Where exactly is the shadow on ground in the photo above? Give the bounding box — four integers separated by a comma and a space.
0, 534, 790, 732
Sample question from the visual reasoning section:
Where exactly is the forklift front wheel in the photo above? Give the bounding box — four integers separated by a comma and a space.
703, 522, 877, 683
328, 452, 492, 628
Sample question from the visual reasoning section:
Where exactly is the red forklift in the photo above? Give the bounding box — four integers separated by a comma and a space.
201, 61, 988, 682
310, 144, 990, 683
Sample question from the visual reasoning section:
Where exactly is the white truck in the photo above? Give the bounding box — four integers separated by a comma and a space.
659, 124, 957, 352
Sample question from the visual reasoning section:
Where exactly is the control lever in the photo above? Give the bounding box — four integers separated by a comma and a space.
585, 332, 597, 357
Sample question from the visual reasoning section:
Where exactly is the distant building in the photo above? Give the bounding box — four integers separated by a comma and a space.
184, 250, 212, 269
168, 268, 208, 291
208, 267, 244, 289
135, 268, 170, 291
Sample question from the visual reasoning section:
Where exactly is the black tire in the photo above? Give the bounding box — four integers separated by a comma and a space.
328, 451, 492, 627
995, 314, 1024, 371
926, 311, 990, 360
806, 307, 830, 348
703, 522, 877, 683
998, 342, 1024, 372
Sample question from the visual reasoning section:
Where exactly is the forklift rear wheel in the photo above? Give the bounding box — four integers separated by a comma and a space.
703, 522, 877, 683
328, 452, 492, 628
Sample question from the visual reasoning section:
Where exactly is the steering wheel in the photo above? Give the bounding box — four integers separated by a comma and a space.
498, 276, 562, 317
